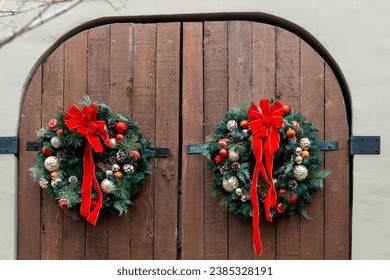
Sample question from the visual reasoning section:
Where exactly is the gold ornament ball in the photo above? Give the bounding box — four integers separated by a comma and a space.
101, 178, 115, 194
235, 187, 243, 196
222, 176, 239, 192
44, 156, 60, 171
228, 150, 240, 162
109, 138, 117, 149
293, 164, 308, 181
50, 136, 62, 149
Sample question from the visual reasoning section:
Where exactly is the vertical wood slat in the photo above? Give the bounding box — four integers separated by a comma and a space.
131, 23, 157, 260
227, 20, 254, 260
154, 22, 181, 260
251, 22, 277, 260
41, 45, 64, 260
18, 67, 43, 260
203, 21, 229, 260
182, 22, 205, 260
85, 25, 111, 260
275, 27, 301, 260
299, 41, 325, 259
107, 23, 133, 260
324, 65, 350, 259
62, 31, 88, 260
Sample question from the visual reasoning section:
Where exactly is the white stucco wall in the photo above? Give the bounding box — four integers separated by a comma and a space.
1, 0, 389, 259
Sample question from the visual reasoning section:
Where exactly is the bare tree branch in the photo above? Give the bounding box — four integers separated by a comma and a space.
0, 0, 127, 48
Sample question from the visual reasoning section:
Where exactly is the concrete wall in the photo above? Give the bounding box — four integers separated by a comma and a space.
1, 0, 389, 259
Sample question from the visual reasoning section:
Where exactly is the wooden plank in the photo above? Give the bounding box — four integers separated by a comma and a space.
324, 64, 350, 259
251, 22, 276, 101
228, 21, 252, 106
203, 21, 229, 260
18, 67, 42, 260
131, 23, 156, 260
251, 22, 276, 260
106, 23, 134, 260
87, 25, 111, 103
275, 27, 300, 260
181, 22, 205, 260
227, 20, 253, 260
154, 22, 180, 260
41, 45, 64, 260
62, 30, 88, 260
299, 41, 325, 259
85, 25, 111, 260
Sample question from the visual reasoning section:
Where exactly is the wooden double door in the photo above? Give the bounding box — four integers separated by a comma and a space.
18, 20, 350, 259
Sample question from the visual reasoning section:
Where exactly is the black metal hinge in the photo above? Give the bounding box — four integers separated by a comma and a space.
0, 137, 18, 154
350, 136, 380, 155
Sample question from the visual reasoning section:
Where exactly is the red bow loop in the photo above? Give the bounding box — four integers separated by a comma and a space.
248, 99, 285, 255
63, 103, 110, 226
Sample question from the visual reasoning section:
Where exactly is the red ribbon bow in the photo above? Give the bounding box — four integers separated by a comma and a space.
248, 99, 285, 255
64, 104, 110, 226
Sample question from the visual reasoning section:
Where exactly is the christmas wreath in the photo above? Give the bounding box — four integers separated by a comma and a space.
203, 99, 330, 255
30, 98, 154, 225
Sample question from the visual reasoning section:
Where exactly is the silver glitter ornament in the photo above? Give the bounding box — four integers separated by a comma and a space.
300, 138, 311, 150
240, 195, 249, 202
226, 120, 238, 131
222, 176, 239, 192
111, 164, 120, 172
293, 164, 308, 181
106, 170, 114, 176
44, 156, 60, 171
39, 178, 49, 189
68, 176, 78, 184
294, 155, 303, 164
123, 164, 135, 173
101, 178, 115, 194
235, 188, 243, 196
295, 147, 303, 155
50, 136, 62, 149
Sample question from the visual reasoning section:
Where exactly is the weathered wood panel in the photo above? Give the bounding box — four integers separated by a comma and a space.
181, 22, 205, 260
19, 20, 350, 260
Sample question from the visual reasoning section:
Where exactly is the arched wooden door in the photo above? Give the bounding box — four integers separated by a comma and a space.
18, 20, 350, 260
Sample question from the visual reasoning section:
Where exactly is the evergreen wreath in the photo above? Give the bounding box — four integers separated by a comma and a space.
203, 99, 329, 254
30, 98, 154, 225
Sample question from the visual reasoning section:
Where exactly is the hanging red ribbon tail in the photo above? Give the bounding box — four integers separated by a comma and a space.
248, 99, 285, 255
64, 103, 110, 226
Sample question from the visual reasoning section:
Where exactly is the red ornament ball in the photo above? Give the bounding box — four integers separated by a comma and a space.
214, 154, 222, 165
275, 202, 285, 214
48, 119, 59, 130
59, 198, 69, 209
129, 150, 141, 161
42, 146, 53, 156
282, 104, 292, 115
116, 121, 128, 133
56, 129, 63, 136
292, 120, 300, 128
278, 188, 286, 198
288, 193, 298, 204
115, 133, 125, 142
219, 148, 229, 159
286, 128, 296, 139
218, 138, 228, 149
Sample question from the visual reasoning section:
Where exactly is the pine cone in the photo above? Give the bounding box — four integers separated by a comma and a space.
116, 151, 127, 163
220, 166, 229, 174
288, 179, 298, 189
296, 128, 303, 139
107, 118, 117, 138
231, 162, 240, 171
